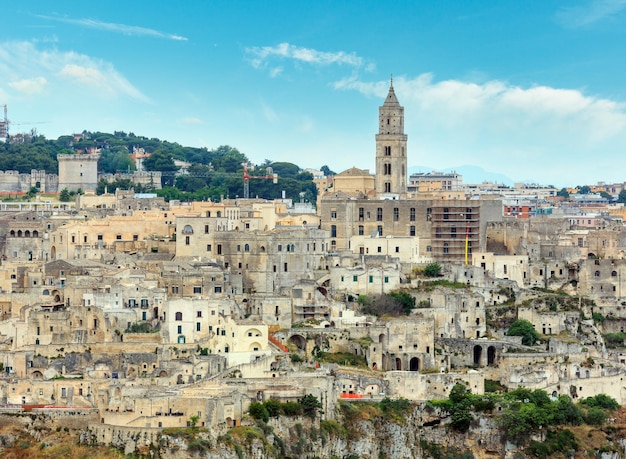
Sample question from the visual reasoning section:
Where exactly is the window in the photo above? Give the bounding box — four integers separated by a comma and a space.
197, 311, 202, 318
377, 208, 383, 221
369, 275, 373, 283
451, 227, 456, 238
410, 208, 415, 221
175, 312, 183, 321
377, 246, 382, 253
196, 322, 201, 332
595, 271, 600, 277
436, 227, 442, 239
384, 163, 391, 175
426, 245, 432, 252
237, 245, 241, 252
207, 244, 212, 252
277, 244, 282, 252
133, 234, 138, 241
214, 286, 222, 293
393, 207, 399, 221
217, 244, 222, 255
578, 238, 583, 247
331, 210, 337, 219
443, 208, 449, 220
384, 182, 391, 192
331, 225, 337, 237
193, 286, 202, 294
142, 311, 147, 320
71, 235, 75, 243
244, 244, 250, 252
377, 225, 383, 236
284, 262, 288, 272
358, 225, 364, 236
443, 243, 449, 254
384, 276, 389, 283
358, 207, 364, 221
384, 146, 391, 156
177, 325, 182, 334
353, 275, 358, 282
204, 224, 209, 234
409, 225, 415, 237
116, 234, 122, 240
185, 236, 190, 245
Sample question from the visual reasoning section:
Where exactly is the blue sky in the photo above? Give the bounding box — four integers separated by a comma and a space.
2, 1, 626, 187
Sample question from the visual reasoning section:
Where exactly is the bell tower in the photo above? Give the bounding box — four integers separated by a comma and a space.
375, 78, 407, 197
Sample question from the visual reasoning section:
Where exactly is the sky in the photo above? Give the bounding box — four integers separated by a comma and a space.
1, 1, 626, 188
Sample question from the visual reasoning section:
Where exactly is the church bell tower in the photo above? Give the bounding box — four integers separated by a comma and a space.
375, 78, 407, 197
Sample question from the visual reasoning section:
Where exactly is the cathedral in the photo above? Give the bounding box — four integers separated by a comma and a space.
319, 80, 503, 263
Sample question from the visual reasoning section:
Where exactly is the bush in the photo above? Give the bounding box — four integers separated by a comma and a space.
506, 319, 539, 346
580, 394, 619, 410
423, 263, 442, 277
585, 407, 607, 426
248, 402, 269, 422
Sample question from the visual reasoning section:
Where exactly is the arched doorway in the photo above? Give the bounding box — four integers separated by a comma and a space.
473, 345, 482, 366
395, 357, 402, 371
487, 346, 496, 366
288, 334, 307, 351
409, 357, 420, 371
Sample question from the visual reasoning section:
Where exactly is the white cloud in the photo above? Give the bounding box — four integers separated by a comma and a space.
37, 15, 188, 41
246, 42, 369, 73
178, 117, 204, 125
556, 0, 626, 27
8, 77, 47, 95
336, 74, 626, 185
0, 41, 148, 102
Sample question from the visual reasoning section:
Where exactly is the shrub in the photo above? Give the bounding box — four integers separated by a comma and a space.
506, 319, 539, 345
423, 263, 442, 277
580, 394, 619, 410
585, 407, 607, 426
248, 402, 269, 422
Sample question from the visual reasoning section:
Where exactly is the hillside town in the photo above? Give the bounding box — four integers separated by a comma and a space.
2, 82, 626, 455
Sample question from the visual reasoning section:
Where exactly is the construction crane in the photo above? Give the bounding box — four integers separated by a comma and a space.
242, 161, 278, 199
0, 105, 48, 142
0, 105, 7, 141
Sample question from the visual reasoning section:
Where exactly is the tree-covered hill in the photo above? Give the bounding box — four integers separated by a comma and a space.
0, 131, 319, 203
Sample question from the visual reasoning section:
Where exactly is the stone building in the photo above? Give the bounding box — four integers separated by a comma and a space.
319, 82, 503, 263
58, 153, 99, 192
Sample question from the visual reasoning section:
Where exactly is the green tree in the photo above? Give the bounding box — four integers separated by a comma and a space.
506, 319, 539, 346
585, 407, 607, 426
556, 188, 569, 199
618, 189, 626, 204
423, 263, 442, 277
299, 394, 323, 419
264, 399, 282, 418
59, 188, 71, 202
248, 402, 269, 422
578, 185, 591, 194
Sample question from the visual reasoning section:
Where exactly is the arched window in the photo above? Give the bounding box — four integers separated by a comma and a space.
182, 225, 194, 235
244, 244, 250, 252
443, 243, 449, 254
175, 312, 183, 321
595, 271, 601, 277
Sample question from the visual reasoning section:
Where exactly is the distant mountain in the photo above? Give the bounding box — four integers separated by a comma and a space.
408, 164, 514, 186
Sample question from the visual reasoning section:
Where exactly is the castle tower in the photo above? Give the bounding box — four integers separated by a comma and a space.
375, 78, 407, 197
57, 153, 100, 192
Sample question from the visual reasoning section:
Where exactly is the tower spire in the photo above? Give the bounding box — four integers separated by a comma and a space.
390, 74, 393, 88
